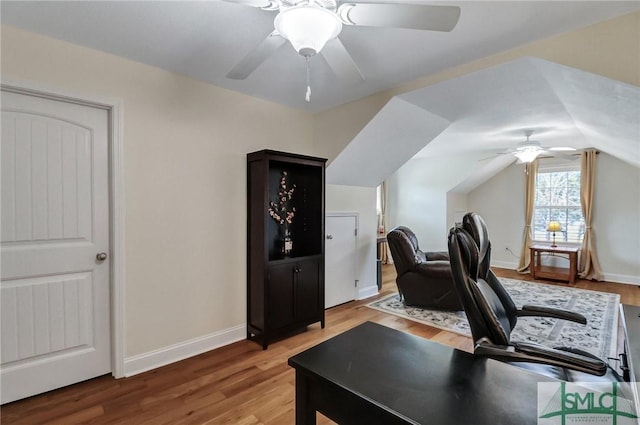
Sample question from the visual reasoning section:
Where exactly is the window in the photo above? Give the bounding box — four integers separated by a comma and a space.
533, 162, 584, 244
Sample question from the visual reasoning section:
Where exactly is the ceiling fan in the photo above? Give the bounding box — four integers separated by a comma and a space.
224, 0, 461, 101
488, 130, 576, 163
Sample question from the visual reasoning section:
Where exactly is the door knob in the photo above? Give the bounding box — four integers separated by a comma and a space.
326, 234, 333, 239
96, 252, 108, 261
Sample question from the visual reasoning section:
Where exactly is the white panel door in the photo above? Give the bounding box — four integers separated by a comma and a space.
1, 90, 111, 404
325, 215, 357, 308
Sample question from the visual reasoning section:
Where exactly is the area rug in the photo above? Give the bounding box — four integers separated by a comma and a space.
367, 278, 620, 359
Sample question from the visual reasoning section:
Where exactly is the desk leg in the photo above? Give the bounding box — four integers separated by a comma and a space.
295, 371, 316, 425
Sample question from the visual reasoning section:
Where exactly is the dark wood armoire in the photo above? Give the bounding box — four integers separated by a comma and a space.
246, 150, 327, 349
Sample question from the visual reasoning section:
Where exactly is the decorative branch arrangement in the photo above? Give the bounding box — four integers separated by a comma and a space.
268, 171, 296, 225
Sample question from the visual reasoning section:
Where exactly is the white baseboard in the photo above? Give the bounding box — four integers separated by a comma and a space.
602, 273, 640, 286
357, 283, 379, 300
124, 324, 245, 377
492, 260, 519, 270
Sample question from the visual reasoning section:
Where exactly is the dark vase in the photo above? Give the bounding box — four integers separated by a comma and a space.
283, 226, 293, 257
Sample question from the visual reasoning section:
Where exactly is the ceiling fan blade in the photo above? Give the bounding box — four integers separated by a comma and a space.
321, 38, 364, 84
479, 153, 500, 162
226, 31, 286, 80
545, 150, 578, 160
222, 0, 275, 8
337, 3, 461, 32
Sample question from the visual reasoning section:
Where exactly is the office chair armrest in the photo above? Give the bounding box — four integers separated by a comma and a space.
474, 339, 607, 376
517, 305, 587, 325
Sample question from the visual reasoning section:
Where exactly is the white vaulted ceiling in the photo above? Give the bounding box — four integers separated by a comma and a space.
2, 2, 638, 191
326, 58, 640, 189
1, 1, 638, 113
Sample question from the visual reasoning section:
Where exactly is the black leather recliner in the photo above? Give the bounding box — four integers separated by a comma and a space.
387, 226, 462, 310
448, 212, 623, 382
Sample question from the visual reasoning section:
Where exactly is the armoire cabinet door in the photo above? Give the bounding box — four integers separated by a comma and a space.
267, 263, 295, 329
294, 258, 322, 323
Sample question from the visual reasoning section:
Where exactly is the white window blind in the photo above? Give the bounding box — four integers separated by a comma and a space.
533, 160, 584, 244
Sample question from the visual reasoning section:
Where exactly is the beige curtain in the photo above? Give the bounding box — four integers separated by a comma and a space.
378, 181, 389, 263
578, 150, 603, 280
517, 160, 539, 272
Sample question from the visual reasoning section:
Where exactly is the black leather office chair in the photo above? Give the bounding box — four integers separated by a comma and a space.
387, 226, 462, 310
448, 213, 621, 381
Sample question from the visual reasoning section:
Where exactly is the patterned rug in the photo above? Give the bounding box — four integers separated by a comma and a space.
367, 277, 620, 359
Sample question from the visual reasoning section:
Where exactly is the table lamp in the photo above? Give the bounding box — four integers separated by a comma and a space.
547, 221, 561, 247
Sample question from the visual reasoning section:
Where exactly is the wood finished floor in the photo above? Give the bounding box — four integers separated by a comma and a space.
2, 266, 639, 425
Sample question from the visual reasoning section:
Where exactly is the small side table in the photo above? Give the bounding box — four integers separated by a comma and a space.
529, 244, 580, 285
376, 236, 387, 259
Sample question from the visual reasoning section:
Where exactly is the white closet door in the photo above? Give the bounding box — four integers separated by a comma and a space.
325, 214, 358, 308
1, 90, 111, 404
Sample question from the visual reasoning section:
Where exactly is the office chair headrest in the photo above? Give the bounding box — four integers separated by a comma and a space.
463, 212, 490, 264
451, 227, 480, 281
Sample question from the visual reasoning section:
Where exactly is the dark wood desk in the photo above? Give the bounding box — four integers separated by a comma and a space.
530, 244, 579, 284
621, 304, 640, 419
288, 322, 557, 425
621, 304, 640, 382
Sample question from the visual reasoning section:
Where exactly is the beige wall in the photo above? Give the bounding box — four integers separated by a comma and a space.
1, 25, 314, 357
313, 11, 640, 163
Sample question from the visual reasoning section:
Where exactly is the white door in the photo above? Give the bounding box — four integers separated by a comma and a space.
1, 90, 111, 404
325, 214, 357, 308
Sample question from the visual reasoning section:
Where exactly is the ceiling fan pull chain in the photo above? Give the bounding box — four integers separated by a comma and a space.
305, 56, 311, 102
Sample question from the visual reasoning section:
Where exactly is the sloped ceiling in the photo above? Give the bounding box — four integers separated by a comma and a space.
326, 57, 640, 190
1, 2, 638, 112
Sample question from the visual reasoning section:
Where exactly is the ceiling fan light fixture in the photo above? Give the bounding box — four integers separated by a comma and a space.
274, 5, 342, 57
514, 147, 543, 163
